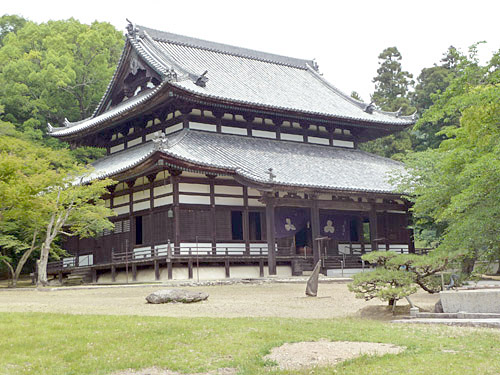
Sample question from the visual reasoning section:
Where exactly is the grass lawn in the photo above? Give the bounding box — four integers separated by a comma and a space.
1, 313, 500, 375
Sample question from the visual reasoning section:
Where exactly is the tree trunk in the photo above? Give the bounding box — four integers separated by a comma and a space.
37, 242, 50, 286
1, 259, 15, 287
461, 257, 475, 275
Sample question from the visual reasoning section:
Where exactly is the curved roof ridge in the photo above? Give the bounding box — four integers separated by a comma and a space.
93, 40, 131, 118
49, 82, 167, 136
305, 63, 369, 111
137, 25, 314, 70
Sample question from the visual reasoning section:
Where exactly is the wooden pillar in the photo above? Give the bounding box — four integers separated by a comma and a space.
406, 209, 415, 254
147, 173, 157, 254
369, 203, 379, 252
311, 200, 320, 266
92, 268, 97, 283
243, 186, 250, 254
264, 195, 277, 275
170, 170, 181, 250
208, 175, 217, 253
358, 215, 365, 254
127, 179, 136, 257
111, 265, 116, 282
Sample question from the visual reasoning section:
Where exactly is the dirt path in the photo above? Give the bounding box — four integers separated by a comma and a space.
0, 281, 439, 318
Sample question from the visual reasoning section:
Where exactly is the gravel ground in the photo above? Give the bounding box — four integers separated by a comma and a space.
265, 340, 404, 370
0, 280, 439, 319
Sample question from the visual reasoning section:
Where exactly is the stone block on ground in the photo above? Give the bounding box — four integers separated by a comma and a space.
146, 289, 209, 304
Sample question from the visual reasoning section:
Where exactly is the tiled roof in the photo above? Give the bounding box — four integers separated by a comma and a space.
50, 24, 415, 137
88, 129, 405, 193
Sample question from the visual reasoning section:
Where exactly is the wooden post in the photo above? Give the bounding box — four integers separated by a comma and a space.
171, 171, 181, 250
167, 240, 173, 279
208, 175, 217, 254
132, 264, 137, 281
264, 195, 277, 275
111, 265, 116, 282
92, 268, 97, 283
311, 201, 320, 266
154, 260, 160, 281
243, 186, 250, 254
406, 210, 416, 254
259, 258, 264, 277
58, 271, 63, 284
188, 259, 193, 279
369, 203, 379, 252
225, 259, 230, 278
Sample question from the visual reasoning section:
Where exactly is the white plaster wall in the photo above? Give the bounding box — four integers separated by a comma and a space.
280, 133, 303, 142
308, 136, 329, 145
97, 264, 292, 283
133, 201, 150, 212
165, 123, 183, 134
154, 196, 173, 207
110, 143, 124, 154
154, 184, 172, 196
248, 199, 264, 207
179, 183, 210, 194
113, 205, 130, 215
332, 139, 354, 148
179, 195, 210, 205
214, 185, 243, 195
221, 126, 247, 135
252, 129, 276, 139
114, 195, 130, 205
189, 122, 217, 132
214, 197, 244, 206
133, 189, 150, 201
127, 137, 142, 148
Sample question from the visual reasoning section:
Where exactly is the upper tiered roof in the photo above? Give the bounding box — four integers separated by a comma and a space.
48, 22, 416, 139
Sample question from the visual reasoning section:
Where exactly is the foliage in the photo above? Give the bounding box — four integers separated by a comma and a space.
2, 312, 500, 375
411, 46, 462, 151
0, 14, 26, 47
360, 47, 415, 160
349, 251, 450, 304
0, 17, 123, 146
0, 122, 115, 286
397, 47, 500, 271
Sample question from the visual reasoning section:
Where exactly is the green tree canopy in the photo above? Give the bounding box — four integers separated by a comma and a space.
0, 14, 26, 47
0, 18, 123, 145
397, 46, 500, 272
0, 120, 115, 286
360, 47, 415, 160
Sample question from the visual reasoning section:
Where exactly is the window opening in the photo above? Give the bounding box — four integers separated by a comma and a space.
231, 211, 243, 240
135, 216, 143, 245
249, 212, 262, 241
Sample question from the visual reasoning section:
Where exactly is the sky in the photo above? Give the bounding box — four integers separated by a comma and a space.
3, 0, 500, 102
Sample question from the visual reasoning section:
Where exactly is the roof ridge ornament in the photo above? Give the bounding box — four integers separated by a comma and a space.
126, 19, 139, 38
195, 70, 209, 87
266, 168, 276, 182
364, 102, 375, 114
152, 131, 169, 151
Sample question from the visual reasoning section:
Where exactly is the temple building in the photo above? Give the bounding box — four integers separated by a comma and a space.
47, 22, 416, 282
